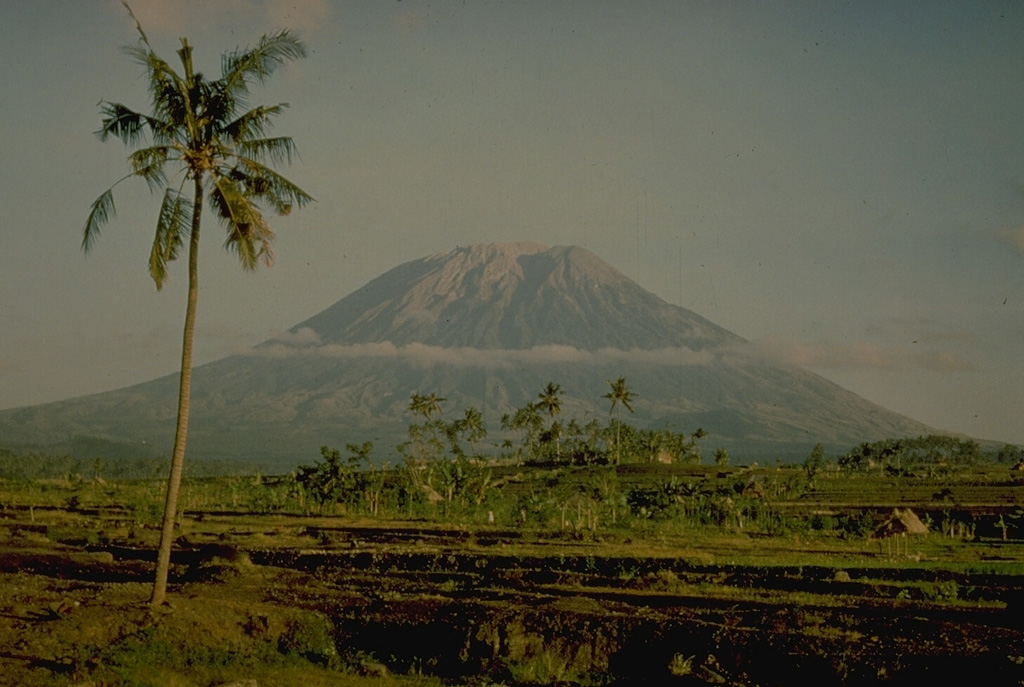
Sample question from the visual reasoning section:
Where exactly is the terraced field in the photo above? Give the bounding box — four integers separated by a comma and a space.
3, 499, 1024, 686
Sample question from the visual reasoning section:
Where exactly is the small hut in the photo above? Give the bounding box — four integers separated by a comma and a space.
873, 508, 928, 556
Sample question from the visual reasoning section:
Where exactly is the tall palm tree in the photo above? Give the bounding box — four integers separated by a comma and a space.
603, 376, 635, 465
460, 406, 487, 457
82, 8, 312, 606
407, 392, 447, 463
537, 382, 563, 460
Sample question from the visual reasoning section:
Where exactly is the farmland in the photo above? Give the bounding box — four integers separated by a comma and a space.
3, 455, 1024, 686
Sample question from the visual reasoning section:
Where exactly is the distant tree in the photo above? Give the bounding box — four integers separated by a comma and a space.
804, 443, 826, 482
638, 429, 667, 464
583, 418, 605, 463
603, 377, 635, 465
409, 392, 446, 421
294, 446, 351, 510
689, 428, 708, 463
713, 447, 730, 467
537, 382, 563, 461
346, 441, 374, 466
503, 401, 544, 462
459, 406, 487, 457
997, 444, 1024, 465
82, 8, 311, 606
403, 392, 449, 463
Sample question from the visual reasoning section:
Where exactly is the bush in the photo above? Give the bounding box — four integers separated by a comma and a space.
278, 612, 339, 668
810, 514, 839, 531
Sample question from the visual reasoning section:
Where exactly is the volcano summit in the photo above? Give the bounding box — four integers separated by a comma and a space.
0, 242, 933, 465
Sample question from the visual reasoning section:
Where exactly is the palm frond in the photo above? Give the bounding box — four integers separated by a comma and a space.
87, 19, 309, 289
122, 43, 191, 132
221, 104, 287, 143
221, 30, 306, 92
230, 157, 314, 215
97, 102, 150, 145
121, 1, 150, 47
129, 145, 173, 191
150, 79, 189, 138
148, 186, 190, 289
82, 187, 117, 253
209, 174, 275, 270
235, 135, 298, 166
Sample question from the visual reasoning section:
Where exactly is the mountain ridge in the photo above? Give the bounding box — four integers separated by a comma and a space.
292, 242, 742, 352
0, 241, 939, 465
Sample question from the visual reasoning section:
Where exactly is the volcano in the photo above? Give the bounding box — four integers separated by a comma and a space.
0, 242, 934, 465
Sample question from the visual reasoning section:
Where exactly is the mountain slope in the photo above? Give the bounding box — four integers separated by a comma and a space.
0, 242, 936, 464
291, 242, 741, 351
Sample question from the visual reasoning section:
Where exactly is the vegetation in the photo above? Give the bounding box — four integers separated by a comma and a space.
603, 376, 635, 465
81, 6, 311, 605
4, 454, 1024, 686
4, 392, 1024, 686
839, 434, 991, 476
5, 375, 1020, 541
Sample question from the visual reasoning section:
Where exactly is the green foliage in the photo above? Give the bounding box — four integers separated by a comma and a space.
400, 393, 450, 465
804, 443, 827, 481
278, 612, 339, 667
502, 401, 545, 463
293, 444, 384, 515
503, 644, 588, 686
0, 448, 168, 481
838, 435, 984, 474
920, 579, 960, 602
93, 625, 281, 686
997, 443, 1024, 464
626, 477, 690, 519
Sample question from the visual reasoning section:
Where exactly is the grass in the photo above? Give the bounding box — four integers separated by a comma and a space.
5, 461, 1024, 685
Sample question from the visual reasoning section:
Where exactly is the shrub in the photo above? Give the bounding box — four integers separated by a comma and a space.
278, 612, 339, 668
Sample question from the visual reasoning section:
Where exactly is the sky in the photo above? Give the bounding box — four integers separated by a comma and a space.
1, 0, 1022, 446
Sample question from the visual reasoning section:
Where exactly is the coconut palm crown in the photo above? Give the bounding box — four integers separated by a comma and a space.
83, 11, 313, 281
81, 5, 312, 607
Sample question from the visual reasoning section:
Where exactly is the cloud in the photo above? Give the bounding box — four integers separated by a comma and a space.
266, 327, 321, 346
246, 335, 972, 374
748, 338, 974, 373
247, 340, 715, 368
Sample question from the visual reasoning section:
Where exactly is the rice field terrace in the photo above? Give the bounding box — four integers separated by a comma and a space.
3, 458, 1024, 686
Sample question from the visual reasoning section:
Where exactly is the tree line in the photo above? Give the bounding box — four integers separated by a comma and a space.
388, 377, 714, 469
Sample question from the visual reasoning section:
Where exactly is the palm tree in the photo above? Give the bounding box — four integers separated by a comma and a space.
82, 8, 312, 606
409, 392, 446, 420
505, 402, 543, 462
537, 382, 563, 461
406, 392, 447, 462
603, 376, 635, 465
460, 406, 487, 457
423, 393, 446, 418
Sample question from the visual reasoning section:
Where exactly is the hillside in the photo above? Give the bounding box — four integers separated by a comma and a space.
0, 242, 935, 465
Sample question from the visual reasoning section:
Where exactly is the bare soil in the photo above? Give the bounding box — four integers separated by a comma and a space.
3, 507, 1024, 686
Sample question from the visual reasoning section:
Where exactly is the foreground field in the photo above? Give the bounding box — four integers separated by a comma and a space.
3, 464, 1024, 686
2, 515, 1024, 685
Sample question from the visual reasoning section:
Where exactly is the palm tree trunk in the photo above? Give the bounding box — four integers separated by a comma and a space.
151, 175, 203, 606
614, 420, 621, 466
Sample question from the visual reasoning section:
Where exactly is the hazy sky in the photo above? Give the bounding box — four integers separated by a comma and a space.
1, 1, 1022, 445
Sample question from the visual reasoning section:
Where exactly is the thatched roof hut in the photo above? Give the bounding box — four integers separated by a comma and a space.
873, 508, 929, 538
